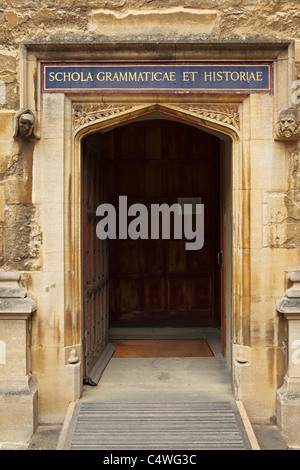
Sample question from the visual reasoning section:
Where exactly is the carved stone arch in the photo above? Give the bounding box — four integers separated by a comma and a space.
72, 102, 240, 141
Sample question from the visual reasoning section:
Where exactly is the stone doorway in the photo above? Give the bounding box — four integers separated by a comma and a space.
11, 38, 293, 431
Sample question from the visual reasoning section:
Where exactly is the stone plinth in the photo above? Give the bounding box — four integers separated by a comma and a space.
276, 271, 300, 448
0, 273, 38, 444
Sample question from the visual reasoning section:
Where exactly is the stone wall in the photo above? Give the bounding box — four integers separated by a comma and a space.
0, 2, 299, 272
1, 1, 300, 50
0, 123, 41, 271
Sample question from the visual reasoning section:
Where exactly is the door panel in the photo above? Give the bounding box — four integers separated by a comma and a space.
82, 134, 110, 383
102, 120, 221, 328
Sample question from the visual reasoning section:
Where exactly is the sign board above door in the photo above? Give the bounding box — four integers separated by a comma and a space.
41, 62, 273, 94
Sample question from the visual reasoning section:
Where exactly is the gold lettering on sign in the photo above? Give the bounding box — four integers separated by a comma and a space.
95, 71, 177, 82
203, 71, 264, 83
49, 71, 93, 82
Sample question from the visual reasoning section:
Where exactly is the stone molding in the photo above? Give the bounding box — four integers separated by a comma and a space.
72, 102, 240, 134
0, 272, 26, 298
286, 271, 300, 298
276, 271, 300, 316
0, 272, 38, 443
276, 270, 300, 447
0, 272, 36, 319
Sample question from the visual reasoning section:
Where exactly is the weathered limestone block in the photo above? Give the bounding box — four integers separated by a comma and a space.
232, 343, 279, 423
4, 204, 41, 270
276, 271, 300, 448
0, 272, 38, 444
263, 193, 300, 248
0, 52, 16, 81
4, 10, 30, 30
0, 112, 15, 142
88, 8, 220, 38
0, 1, 300, 49
0, 52, 17, 109
30, 338, 82, 424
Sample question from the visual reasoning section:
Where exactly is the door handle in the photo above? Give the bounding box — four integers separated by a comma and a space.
218, 251, 223, 267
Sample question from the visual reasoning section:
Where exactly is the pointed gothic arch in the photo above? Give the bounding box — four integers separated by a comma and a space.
72, 102, 240, 141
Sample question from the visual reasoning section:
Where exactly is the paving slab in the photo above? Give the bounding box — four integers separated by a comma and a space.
252, 424, 288, 451
28, 425, 62, 451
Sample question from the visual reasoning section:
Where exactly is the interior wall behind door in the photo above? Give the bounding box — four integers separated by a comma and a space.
101, 119, 221, 328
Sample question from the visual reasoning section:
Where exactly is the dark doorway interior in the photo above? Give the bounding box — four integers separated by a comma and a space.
82, 119, 223, 382
101, 119, 221, 329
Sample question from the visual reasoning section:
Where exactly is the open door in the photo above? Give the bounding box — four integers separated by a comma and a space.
82, 133, 114, 385
220, 140, 226, 356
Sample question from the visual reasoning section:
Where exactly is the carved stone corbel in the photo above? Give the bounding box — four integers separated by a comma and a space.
275, 107, 300, 141
13, 108, 38, 140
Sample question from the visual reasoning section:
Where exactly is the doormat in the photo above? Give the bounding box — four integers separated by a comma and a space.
59, 401, 257, 450
110, 339, 214, 357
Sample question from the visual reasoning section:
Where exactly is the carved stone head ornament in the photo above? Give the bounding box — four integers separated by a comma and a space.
277, 107, 300, 140
13, 109, 36, 140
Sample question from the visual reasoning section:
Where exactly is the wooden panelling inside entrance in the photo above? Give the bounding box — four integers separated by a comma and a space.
99, 119, 221, 328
